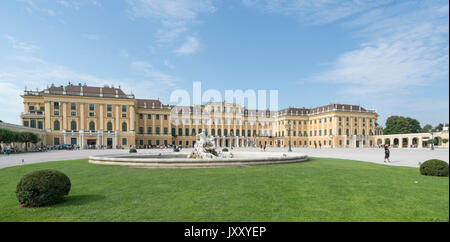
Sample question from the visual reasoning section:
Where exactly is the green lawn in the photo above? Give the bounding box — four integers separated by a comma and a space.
0, 157, 448, 222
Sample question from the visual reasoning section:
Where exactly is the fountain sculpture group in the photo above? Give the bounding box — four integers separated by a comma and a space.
89, 131, 308, 168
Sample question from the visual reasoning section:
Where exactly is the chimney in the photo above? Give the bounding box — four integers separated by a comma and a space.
99, 87, 103, 97
80, 86, 83, 96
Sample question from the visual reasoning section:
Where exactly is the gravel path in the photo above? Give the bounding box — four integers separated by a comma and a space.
1, 147, 448, 169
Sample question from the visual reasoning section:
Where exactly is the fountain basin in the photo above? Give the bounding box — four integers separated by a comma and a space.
88, 152, 308, 168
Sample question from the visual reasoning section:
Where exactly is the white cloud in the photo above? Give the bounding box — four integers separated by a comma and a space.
312, 2, 449, 96
17, 0, 56, 16
126, 0, 215, 43
83, 33, 100, 40
174, 36, 199, 55
5, 35, 39, 53
241, 0, 393, 25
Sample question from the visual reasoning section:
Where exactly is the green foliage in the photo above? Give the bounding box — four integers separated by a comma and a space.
420, 159, 449, 177
383, 116, 421, 135
421, 124, 433, 133
173, 148, 180, 152
222, 148, 229, 152
443, 139, 448, 144
16, 170, 71, 207
129, 148, 137, 153
0, 128, 39, 145
433, 123, 449, 132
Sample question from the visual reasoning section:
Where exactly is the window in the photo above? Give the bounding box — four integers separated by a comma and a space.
122, 122, 127, 132
354, 129, 357, 135
107, 104, 112, 112
54, 111, 59, 116
107, 113, 112, 117
71, 103, 76, 110
164, 128, 168, 134
89, 104, 95, 111
29, 106, 35, 111
54, 102, 59, 109
24, 120, 29, 127
71, 138, 77, 145
122, 113, 127, 118
178, 128, 182, 136
89, 112, 95, 117
54, 137, 60, 145
139, 127, 144, 134
70, 120, 77, 131
139, 114, 143, 119
122, 138, 127, 145
122, 105, 127, 112
38, 121, 43, 129
346, 129, 349, 136
54, 120, 60, 130
71, 112, 76, 116
185, 128, 189, 136
40, 106, 44, 111
107, 122, 113, 131
148, 114, 152, 119
156, 127, 160, 134
148, 127, 152, 134
164, 115, 167, 120
156, 114, 160, 120
89, 121, 95, 131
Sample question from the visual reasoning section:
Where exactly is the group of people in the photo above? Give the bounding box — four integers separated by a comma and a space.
0, 145, 13, 155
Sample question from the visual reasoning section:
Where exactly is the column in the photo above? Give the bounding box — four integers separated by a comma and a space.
115, 105, 120, 131
80, 103, 85, 130
130, 105, 136, 131
62, 102, 67, 130
44, 101, 51, 130
99, 104, 104, 130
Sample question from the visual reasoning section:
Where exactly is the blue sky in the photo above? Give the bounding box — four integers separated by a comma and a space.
0, 0, 448, 127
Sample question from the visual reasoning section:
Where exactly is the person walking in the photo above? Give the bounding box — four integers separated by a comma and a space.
384, 144, 391, 163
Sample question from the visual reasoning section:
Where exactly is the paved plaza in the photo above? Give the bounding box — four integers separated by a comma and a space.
1, 147, 448, 169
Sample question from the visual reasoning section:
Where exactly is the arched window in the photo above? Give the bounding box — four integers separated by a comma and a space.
362, 129, 366, 136
211, 129, 215, 136
70, 120, 77, 131
339, 128, 342, 135
122, 122, 127, 132
89, 121, 95, 131
218, 129, 222, 136
54, 120, 60, 131
354, 129, 357, 135
107, 122, 113, 131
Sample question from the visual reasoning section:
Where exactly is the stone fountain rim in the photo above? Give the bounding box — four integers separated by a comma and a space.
88, 151, 308, 167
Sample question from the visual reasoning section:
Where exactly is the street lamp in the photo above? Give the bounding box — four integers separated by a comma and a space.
285, 120, 292, 152
431, 131, 434, 150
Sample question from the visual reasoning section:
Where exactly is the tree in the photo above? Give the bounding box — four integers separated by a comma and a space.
433, 123, 449, 132
421, 124, 433, 133
383, 116, 421, 135
17, 132, 39, 151
443, 139, 448, 145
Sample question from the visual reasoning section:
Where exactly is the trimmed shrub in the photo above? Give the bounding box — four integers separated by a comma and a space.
16, 170, 71, 207
129, 148, 137, 153
222, 148, 229, 152
173, 148, 180, 152
420, 159, 449, 177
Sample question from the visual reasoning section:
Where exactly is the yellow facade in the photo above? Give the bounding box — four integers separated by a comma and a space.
21, 84, 379, 148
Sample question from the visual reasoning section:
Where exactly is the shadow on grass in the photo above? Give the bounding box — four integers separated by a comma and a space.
58, 194, 105, 207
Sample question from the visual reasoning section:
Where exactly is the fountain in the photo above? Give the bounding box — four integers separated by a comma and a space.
188, 132, 221, 159
89, 132, 308, 168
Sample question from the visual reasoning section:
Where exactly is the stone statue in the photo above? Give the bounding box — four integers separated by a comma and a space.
188, 131, 220, 159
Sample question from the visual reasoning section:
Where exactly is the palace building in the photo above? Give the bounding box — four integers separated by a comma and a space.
21, 83, 380, 149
